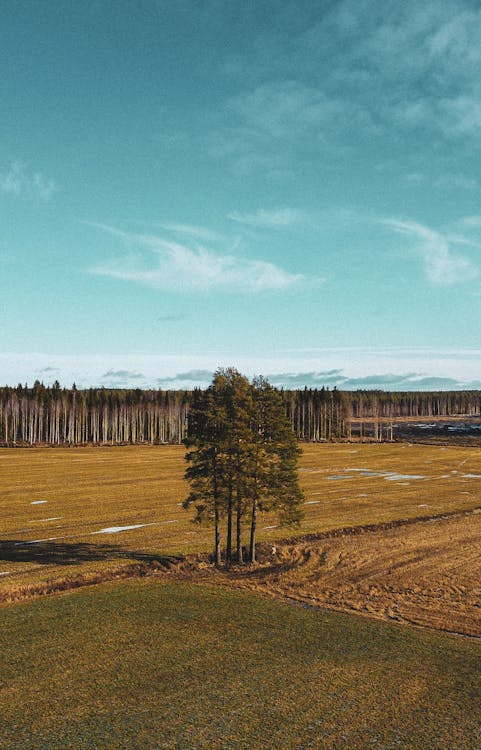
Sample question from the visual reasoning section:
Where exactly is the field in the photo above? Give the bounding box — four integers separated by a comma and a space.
1, 581, 480, 750
1, 442, 480, 636
1, 443, 480, 748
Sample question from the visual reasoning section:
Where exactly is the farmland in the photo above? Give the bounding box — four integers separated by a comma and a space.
1, 581, 480, 750
0, 443, 480, 637
1, 442, 480, 748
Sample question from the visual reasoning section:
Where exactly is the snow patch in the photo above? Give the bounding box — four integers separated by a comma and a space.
31, 517, 62, 522
304, 500, 320, 505
30, 500, 47, 505
92, 523, 157, 535
384, 474, 424, 481
17, 536, 63, 545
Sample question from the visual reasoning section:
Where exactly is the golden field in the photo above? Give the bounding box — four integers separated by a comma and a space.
1, 442, 481, 627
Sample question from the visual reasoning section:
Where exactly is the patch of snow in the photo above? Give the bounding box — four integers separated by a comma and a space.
0, 571, 10, 576
358, 493, 369, 497
385, 474, 424, 481
462, 474, 481, 478
418, 504, 428, 507
160, 519, 178, 524
304, 500, 320, 505
345, 468, 385, 477
92, 523, 157, 535
263, 525, 278, 530
17, 537, 63, 545
31, 517, 62, 522
30, 500, 47, 505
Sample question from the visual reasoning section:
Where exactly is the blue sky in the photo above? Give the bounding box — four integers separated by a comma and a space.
2, 0, 481, 390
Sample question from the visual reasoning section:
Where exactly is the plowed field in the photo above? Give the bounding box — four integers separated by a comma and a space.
225, 509, 481, 637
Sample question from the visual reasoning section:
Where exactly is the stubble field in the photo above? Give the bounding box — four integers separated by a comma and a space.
0, 442, 480, 636
1, 443, 480, 749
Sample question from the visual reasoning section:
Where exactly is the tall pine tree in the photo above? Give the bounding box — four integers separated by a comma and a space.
183, 370, 303, 565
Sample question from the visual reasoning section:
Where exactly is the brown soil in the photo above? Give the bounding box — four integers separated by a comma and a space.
221, 508, 481, 638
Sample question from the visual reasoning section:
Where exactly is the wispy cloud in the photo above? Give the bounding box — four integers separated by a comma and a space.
228, 207, 305, 229
458, 215, 481, 230
228, 81, 343, 141
0, 161, 57, 200
215, 1, 481, 168
101, 369, 146, 387
383, 218, 477, 285
264, 370, 481, 391
157, 369, 214, 387
157, 313, 187, 323
156, 223, 228, 243
88, 223, 309, 293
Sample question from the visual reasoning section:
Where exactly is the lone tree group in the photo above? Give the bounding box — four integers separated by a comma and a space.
184, 369, 303, 566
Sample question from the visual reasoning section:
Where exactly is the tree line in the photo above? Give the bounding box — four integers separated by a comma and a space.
1, 381, 481, 446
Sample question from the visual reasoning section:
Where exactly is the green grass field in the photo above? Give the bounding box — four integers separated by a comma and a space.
1, 581, 479, 750
1, 443, 481, 596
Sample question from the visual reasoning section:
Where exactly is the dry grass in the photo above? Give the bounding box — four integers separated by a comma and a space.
1, 442, 481, 600
226, 510, 481, 637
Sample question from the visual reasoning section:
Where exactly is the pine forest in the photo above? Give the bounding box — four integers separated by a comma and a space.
1, 381, 481, 446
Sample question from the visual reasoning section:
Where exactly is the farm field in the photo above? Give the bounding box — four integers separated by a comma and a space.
1, 581, 480, 750
1, 443, 481, 626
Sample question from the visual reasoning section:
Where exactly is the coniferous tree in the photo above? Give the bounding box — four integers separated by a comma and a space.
183, 370, 303, 565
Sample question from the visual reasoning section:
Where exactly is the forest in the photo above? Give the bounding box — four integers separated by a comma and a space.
1, 380, 481, 446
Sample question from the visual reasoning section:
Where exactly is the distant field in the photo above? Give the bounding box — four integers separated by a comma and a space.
1, 581, 480, 750
1, 443, 481, 598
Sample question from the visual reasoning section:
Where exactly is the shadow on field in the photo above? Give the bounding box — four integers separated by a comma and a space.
0, 540, 177, 567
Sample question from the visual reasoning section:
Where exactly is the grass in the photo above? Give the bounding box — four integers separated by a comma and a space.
1, 580, 479, 749
1, 442, 481, 596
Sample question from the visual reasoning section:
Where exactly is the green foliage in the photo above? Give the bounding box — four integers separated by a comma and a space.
184, 369, 304, 563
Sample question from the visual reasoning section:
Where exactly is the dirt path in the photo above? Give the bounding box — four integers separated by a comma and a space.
223, 509, 481, 638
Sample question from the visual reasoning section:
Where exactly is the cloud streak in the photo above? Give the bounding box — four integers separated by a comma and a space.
383, 218, 477, 285
88, 224, 308, 293
228, 207, 306, 229
0, 161, 57, 200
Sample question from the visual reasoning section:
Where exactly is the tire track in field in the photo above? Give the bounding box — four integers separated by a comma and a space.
225, 508, 481, 638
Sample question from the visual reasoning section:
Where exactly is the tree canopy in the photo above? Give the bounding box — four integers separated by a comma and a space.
183, 369, 304, 565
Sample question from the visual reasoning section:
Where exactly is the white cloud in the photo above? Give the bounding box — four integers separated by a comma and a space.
156, 223, 228, 243
228, 2, 481, 148
229, 81, 343, 140
0, 161, 57, 200
4, 348, 481, 390
384, 218, 477, 285
228, 207, 305, 229
88, 224, 308, 293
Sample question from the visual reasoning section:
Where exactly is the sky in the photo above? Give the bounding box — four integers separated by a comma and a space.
2, 0, 481, 391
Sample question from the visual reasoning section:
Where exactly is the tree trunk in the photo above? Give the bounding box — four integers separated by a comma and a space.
226, 486, 233, 562
214, 501, 221, 567
249, 497, 257, 563
236, 497, 243, 564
